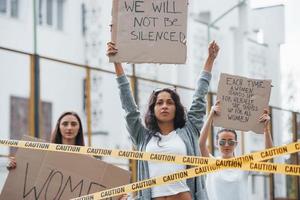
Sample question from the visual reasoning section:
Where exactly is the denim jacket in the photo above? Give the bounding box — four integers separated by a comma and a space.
116, 71, 211, 200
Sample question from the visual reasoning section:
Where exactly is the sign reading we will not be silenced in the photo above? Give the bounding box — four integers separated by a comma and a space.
214, 73, 272, 134
110, 0, 188, 64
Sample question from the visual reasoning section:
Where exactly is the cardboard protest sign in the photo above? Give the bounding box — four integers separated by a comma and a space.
213, 73, 272, 134
110, 0, 188, 64
0, 137, 130, 200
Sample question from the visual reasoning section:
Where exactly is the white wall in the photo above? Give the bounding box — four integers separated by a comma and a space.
0, 51, 30, 190
0, 51, 30, 143
0, 1, 34, 52
251, 5, 285, 108
37, 0, 85, 64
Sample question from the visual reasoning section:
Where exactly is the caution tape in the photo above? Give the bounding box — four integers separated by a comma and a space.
70, 142, 300, 200
73, 164, 222, 200
72, 157, 300, 200
0, 139, 216, 165
243, 161, 300, 176
1, 139, 300, 200
1, 139, 300, 167
75, 162, 300, 200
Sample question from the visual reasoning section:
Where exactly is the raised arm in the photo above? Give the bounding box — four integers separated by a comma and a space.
258, 109, 273, 149
186, 41, 219, 132
199, 101, 220, 157
107, 42, 146, 146
204, 41, 219, 73
107, 42, 124, 76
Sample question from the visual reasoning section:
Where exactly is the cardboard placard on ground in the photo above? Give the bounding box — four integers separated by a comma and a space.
0, 137, 130, 200
213, 73, 272, 134
110, 0, 188, 64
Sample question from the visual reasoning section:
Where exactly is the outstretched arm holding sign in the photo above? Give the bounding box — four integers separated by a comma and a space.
107, 41, 148, 146
259, 109, 273, 149
204, 40, 219, 72
186, 41, 219, 135
6, 111, 129, 200
198, 100, 221, 158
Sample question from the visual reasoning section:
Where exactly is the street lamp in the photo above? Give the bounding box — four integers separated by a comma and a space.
30, 0, 41, 138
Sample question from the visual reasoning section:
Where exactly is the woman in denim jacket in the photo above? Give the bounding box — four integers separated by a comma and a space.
107, 41, 219, 200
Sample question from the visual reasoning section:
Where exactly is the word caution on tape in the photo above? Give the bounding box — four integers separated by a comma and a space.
1, 139, 300, 200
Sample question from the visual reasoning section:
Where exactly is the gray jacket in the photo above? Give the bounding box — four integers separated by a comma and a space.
116, 71, 211, 200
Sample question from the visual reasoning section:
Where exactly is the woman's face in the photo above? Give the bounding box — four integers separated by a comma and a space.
59, 114, 80, 141
217, 131, 237, 158
154, 91, 176, 124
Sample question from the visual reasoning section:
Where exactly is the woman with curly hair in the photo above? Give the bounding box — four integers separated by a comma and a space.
107, 41, 219, 200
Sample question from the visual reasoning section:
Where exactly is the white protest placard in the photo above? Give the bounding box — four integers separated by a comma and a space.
214, 73, 272, 134
110, 0, 188, 64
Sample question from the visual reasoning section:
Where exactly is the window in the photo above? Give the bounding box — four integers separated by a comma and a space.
255, 29, 264, 44
38, 0, 64, 30
10, 0, 18, 18
0, 0, 19, 18
57, 0, 63, 30
38, 0, 43, 24
81, 3, 86, 35
0, 0, 7, 14
46, 0, 53, 25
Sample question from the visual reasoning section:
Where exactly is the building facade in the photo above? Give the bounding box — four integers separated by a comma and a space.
1, 0, 296, 199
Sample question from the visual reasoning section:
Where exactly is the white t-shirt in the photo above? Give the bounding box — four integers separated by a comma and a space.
206, 158, 249, 200
146, 130, 190, 198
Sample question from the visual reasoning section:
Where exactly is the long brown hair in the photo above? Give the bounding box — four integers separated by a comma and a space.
50, 111, 85, 146
145, 88, 186, 132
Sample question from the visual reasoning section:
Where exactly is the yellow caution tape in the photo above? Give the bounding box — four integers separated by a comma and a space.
71, 142, 300, 200
72, 161, 300, 200
1, 139, 300, 167
1, 139, 300, 200
73, 165, 223, 200
0, 139, 215, 165
243, 161, 300, 176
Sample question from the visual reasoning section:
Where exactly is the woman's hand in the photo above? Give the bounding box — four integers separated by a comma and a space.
258, 109, 271, 132
118, 194, 128, 200
106, 41, 124, 76
204, 40, 219, 72
259, 109, 273, 149
208, 40, 219, 60
6, 157, 16, 170
106, 42, 118, 57
210, 100, 221, 116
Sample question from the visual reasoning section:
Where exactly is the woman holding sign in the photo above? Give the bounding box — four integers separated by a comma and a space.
7, 111, 129, 200
199, 101, 273, 200
107, 41, 219, 200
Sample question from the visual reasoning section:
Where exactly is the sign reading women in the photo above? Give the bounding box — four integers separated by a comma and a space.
0, 137, 130, 200
110, 0, 188, 64
214, 73, 272, 133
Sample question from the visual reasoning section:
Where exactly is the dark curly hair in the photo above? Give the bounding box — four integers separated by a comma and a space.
50, 111, 85, 146
144, 88, 186, 133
